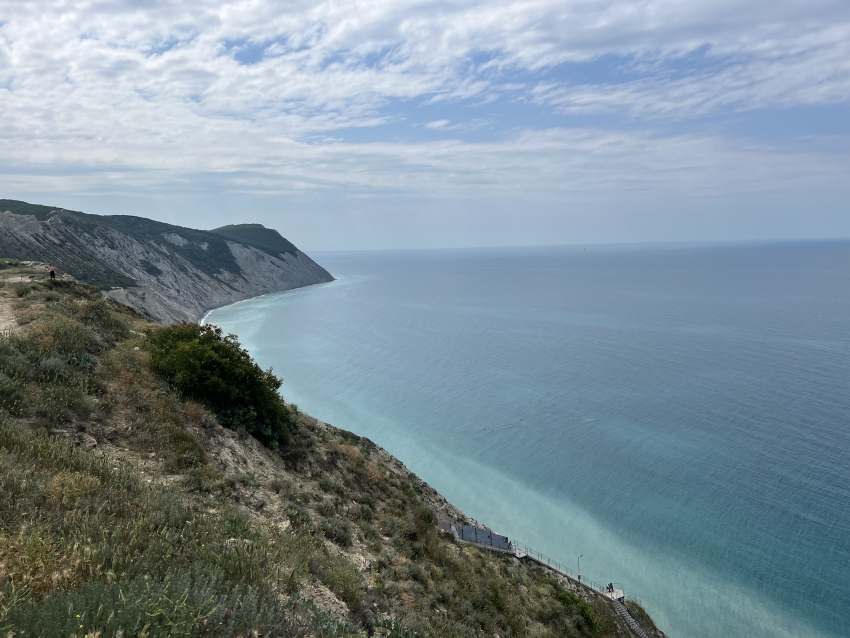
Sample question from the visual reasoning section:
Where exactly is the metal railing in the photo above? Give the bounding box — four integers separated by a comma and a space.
440, 518, 631, 609
622, 600, 656, 638
511, 541, 607, 594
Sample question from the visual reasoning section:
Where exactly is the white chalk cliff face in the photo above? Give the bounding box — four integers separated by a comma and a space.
104, 239, 332, 323
0, 209, 334, 323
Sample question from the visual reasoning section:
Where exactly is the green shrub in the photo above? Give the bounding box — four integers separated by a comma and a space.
67, 351, 96, 373
357, 521, 381, 544
348, 503, 373, 521
319, 476, 344, 494
14, 283, 31, 297
0, 568, 306, 638
322, 556, 363, 608
35, 383, 93, 424
321, 517, 353, 547
269, 476, 293, 496
284, 500, 311, 528
318, 498, 337, 517
374, 615, 417, 638
0, 373, 26, 416
307, 601, 363, 638
536, 577, 602, 634
147, 322, 294, 449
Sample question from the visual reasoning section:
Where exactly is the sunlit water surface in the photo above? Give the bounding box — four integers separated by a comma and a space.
206, 242, 850, 638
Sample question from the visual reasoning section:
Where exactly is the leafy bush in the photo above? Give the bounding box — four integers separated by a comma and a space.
307, 601, 363, 638
147, 322, 294, 448
375, 615, 417, 638
348, 503, 373, 521
284, 500, 311, 528
321, 517, 353, 547
319, 476, 344, 494
318, 498, 337, 517
319, 556, 363, 608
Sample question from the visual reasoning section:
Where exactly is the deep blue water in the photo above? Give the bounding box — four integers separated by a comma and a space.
206, 242, 850, 638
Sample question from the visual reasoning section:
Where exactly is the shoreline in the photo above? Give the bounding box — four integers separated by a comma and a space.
200, 278, 337, 326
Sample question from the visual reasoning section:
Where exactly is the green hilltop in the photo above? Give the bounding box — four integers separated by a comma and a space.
210, 223, 299, 260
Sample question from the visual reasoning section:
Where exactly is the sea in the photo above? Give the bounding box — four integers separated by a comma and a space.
204, 241, 850, 638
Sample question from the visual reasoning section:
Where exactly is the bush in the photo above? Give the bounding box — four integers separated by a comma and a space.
321, 517, 353, 547
322, 556, 363, 608
147, 322, 295, 449
318, 498, 337, 517
319, 477, 344, 494
1, 568, 305, 638
284, 500, 311, 528
35, 383, 93, 424
0, 373, 26, 416
536, 577, 602, 634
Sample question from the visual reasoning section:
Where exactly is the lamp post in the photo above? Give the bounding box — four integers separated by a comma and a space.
578, 555, 583, 582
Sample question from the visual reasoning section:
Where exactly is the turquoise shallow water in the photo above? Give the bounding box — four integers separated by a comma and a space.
206, 242, 850, 638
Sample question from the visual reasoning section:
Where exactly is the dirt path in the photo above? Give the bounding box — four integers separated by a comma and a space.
0, 290, 18, 335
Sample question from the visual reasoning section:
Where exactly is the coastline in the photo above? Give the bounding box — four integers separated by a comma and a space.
1, 276, 664, 638
200, 278, 337, 326
200, 244, 850, 638
200, 282, 662, 633
202, 283, 481, 532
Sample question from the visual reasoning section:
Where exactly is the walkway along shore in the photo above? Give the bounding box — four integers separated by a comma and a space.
440, 521, 654, 638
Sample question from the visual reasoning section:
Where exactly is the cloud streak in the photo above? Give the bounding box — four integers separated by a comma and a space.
0, 0, 848, 244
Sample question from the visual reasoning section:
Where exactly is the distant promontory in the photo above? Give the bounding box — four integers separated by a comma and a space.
0, 199, 334, 323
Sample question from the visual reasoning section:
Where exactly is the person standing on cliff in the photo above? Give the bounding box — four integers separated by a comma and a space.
48, 264, 56, 280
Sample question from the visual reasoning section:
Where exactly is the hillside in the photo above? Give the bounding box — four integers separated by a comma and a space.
0, 277, 665, 638
0, 199, 334, 323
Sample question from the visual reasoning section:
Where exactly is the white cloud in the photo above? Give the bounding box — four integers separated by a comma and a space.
532, 24, 850, 118
1, 0, 848, 134
0, 0, 848, 228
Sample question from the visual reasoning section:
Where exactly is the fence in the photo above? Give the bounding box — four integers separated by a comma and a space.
512, 541, 608, 594
441, 520, 654, 636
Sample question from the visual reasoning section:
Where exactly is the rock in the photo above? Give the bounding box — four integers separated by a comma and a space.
0, 210, 333, 324
78, 433, 97, 449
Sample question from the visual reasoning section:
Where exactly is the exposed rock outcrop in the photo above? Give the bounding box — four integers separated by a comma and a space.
0, 203, 334, 323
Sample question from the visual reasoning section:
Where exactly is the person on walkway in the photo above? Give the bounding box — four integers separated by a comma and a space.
48, 265, 55, 279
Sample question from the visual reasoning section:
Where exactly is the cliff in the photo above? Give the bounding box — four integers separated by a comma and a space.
0, 199, 334, 323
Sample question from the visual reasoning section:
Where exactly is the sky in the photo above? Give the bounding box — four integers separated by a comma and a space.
1, 0, 848, 250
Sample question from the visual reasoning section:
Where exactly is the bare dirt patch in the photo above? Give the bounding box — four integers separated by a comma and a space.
0, 290, 19, 335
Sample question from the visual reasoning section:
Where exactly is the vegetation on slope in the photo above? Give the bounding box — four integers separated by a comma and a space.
0, 277, 653, 638
0, 199, 68, 222
148, 322, 295, 449
209, 224, 299, 260
0, 199, 318, 291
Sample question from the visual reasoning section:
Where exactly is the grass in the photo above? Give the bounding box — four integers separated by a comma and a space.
0, 429, 293, 635
626, 599, 657, 631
